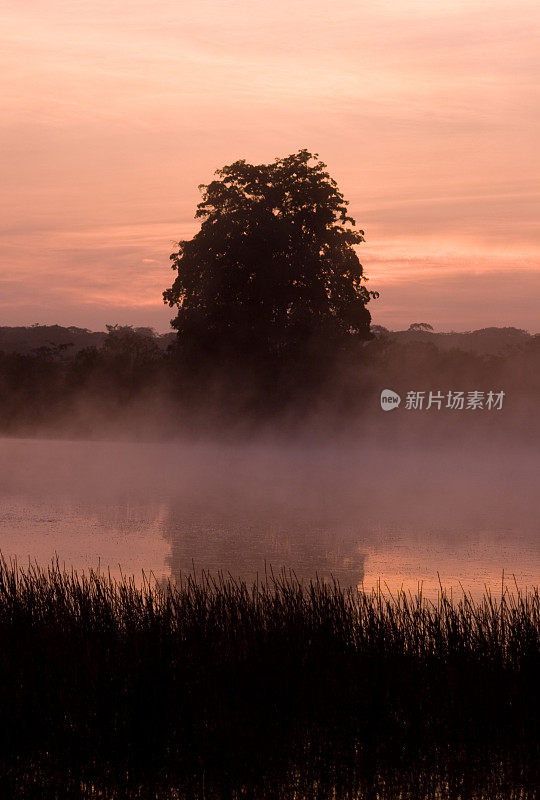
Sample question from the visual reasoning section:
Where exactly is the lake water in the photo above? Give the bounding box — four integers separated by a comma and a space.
0, 436, 538, 597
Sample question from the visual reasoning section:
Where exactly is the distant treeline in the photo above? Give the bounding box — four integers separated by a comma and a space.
0, 323, 538, 437
0, 323, 176, 355
0, 322, 534, 356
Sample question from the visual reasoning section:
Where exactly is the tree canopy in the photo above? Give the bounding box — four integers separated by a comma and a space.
163, 150, 378, 367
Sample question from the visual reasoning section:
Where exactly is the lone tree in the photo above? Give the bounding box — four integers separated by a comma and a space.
164, 150, 378, 369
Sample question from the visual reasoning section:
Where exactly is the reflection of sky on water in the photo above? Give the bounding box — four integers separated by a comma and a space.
163, 507, 366, 586
0, 438, 538, 596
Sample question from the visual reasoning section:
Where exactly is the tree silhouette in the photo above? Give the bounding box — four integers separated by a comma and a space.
164, 150, 378, 370
409, 322, 434, 332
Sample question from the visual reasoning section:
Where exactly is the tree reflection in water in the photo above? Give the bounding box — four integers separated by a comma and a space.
162, 501, 366, 587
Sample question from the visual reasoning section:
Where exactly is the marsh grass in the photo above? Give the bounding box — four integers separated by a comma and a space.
0, 557, 538, 797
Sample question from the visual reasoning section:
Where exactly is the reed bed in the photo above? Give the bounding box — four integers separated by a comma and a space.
0, 557, 538, 797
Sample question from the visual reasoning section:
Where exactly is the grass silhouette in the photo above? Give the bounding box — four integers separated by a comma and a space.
0, 557, 538, 797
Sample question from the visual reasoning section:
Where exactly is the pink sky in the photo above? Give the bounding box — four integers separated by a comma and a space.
1, 0, 539, 332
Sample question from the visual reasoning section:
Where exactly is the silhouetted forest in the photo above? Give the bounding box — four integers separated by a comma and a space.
0, 322, 538, 438
2, 152, 538, 438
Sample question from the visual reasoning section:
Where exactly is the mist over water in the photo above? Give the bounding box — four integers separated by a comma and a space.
1, 434, 538, 597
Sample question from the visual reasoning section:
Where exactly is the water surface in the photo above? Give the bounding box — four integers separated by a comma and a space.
1, 437, 538, 597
